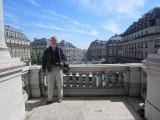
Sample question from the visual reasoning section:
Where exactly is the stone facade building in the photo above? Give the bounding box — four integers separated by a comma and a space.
30, 38, 48, 54
58, 40, 81, 64
30, 38, 48, 64
30, 39, 81, 64
4, 25, 30, 61
87, 7, 160, 63
87, 40, 107, 62
120, 7, 160, 62
106, 35, 122, 63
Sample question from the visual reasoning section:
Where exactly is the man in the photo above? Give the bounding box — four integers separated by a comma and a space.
42, 36, 66, 104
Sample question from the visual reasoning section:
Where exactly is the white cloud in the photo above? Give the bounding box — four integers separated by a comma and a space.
32, 21, 99, 36
25, 5, 99, 37
33, 22, 67, 31
49, 11, 71, 20
78, 0, 146, 16
72, 29, 99, 36
102, 20, 120, 33
29, 0, 39, 7
89, 29, 99, 36
116, 0, 145, 15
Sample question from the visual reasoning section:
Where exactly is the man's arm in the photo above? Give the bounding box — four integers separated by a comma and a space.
59, 48, 67, 63
42, 50, 47, 72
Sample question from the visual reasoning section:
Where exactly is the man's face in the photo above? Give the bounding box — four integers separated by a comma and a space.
50, 38, 57, 47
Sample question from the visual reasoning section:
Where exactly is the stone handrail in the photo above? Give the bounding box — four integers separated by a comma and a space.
22, 63, 144, 97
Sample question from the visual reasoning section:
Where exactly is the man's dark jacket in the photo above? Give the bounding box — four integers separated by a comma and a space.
42, 46, 66, 72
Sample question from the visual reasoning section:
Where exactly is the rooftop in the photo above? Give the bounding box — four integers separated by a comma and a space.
25, 97, 144, 120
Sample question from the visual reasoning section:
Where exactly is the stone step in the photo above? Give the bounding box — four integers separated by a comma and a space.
25, 98, 46, 111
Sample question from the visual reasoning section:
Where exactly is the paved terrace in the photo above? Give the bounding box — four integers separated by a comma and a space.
25, 97, 144, 120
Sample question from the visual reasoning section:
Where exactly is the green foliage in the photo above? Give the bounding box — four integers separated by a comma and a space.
31, 51, 43, 65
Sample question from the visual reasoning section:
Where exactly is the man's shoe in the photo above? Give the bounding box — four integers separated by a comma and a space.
58, 99, 63, 103
46, 100, 53, 105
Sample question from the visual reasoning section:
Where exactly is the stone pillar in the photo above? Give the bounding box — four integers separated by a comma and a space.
0, 0, 10, 58
29, 66, 42, 97
143, 49, 160, 120
0, 0, 26, 120
128, 64, 142, 96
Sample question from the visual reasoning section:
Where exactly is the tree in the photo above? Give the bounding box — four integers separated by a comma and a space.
31, 51, 38, 64
36, 51, 43, 64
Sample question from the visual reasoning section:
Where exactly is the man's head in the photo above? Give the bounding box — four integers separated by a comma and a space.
50, 36, 58, 47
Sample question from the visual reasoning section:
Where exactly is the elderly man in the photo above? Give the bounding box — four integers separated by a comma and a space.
42, 36, 66, 104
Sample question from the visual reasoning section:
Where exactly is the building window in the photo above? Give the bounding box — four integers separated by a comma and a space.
156, 19, 160, 26
154, 39, 160, 48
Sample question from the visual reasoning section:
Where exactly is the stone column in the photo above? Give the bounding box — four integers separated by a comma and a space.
29, 66, 42, 97
0, 0, 26, 120
0, 0, 10, 58
128, 64, 142, 96
143, 49, 160, 120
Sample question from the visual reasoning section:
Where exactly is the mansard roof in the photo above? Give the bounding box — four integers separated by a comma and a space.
58, 40, 76, 48
122, 7, 160, 36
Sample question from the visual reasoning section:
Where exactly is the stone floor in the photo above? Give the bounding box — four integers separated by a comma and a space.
25, 97, 144, 120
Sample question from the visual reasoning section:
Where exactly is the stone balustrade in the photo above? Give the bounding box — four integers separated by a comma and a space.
22, 63, 147, 98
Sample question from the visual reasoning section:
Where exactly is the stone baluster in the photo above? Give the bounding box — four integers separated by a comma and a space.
91, 73, 96, 88
65, 73, 70, 88
69, 73, 73, 88
88, 72, 93, 88
76, 72, 80, 88
85, 73, 89, 88
95, 73, 100, 88
124, 70, 130, 94
63, 74, 67, 88
79, 73, 83, 88
111, 73, 116, 87
108, 73, 113, 88
72, 72, 76, 88
82, 74, 86, 88
115, 72, 119, 87
101, 72, 106, 88
105, 73, 109, 87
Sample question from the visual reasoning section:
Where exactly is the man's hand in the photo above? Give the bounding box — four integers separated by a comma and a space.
56, 62, 63, 67
59, 62, 63, 67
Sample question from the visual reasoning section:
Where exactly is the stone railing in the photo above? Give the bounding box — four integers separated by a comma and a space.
22, 66, 30, 100
22, 63, 147, 98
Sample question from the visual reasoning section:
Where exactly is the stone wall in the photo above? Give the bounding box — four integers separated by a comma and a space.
143, 49, 160, 120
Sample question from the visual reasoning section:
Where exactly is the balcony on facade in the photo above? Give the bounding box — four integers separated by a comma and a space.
22, 63, 147, 120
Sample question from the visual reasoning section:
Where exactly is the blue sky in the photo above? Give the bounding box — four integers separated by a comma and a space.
3, 0, 160, 49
